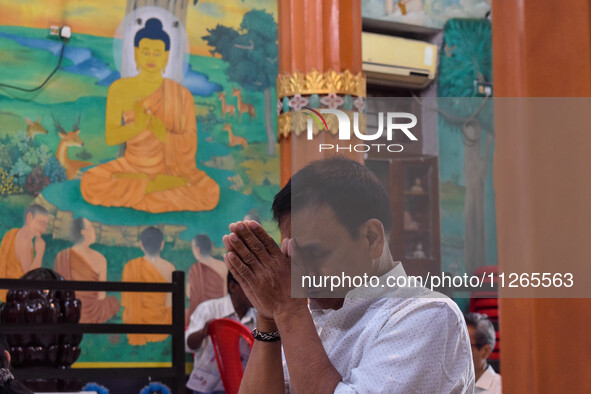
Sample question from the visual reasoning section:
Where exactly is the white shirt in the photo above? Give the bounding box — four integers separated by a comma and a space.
185, 295, 256, 392
285, 262, 475, 393
475, 365, 502, 393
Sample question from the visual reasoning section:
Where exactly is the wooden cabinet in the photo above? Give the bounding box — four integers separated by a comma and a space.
366, 155, 441, 277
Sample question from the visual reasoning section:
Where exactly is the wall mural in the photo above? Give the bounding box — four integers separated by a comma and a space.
0, 0, 278, 373
362, 0, 491, 30
437, 19, 497, 284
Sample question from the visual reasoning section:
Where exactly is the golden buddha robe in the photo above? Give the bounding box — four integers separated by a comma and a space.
0, 229, 27, 302
80, 79, 220, 213
186, 262, 226, 321
54, 248, 120, 324
121, 257, 171, 346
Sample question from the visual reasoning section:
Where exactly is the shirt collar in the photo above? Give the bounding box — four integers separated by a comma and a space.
475, 365, 497, 389
241, 307, 257, 324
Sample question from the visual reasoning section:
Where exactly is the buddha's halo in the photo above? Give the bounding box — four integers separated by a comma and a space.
113, 6, 190, 83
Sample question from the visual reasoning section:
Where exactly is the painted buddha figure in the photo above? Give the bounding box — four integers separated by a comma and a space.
81, 18, 219, 213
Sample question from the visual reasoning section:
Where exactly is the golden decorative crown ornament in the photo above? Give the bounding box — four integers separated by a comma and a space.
277, 69, 366, 99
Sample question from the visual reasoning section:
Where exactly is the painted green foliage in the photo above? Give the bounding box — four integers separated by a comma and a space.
203, 9, 278, 155
438, 18, 493, 128
0, 132, 66, 196
439, 19, 492, 97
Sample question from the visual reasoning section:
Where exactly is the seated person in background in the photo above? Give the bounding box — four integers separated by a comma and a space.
0, 204, 48, 302
0, 336, 33, 394
185, 272, 256, 394
223, 157, 474, 393
186, 234, 228, 323
465, 313, 502, 393
54, 218, 120, 323
122, 226, 175, 346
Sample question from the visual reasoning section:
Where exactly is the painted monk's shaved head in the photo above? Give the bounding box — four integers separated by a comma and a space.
140, 226, 164, 256
23, 204, 48, 223
192, 234, 212, 257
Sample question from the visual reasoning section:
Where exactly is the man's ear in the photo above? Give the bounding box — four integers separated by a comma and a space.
362, 219, 385, 260
160, 241, 164, 252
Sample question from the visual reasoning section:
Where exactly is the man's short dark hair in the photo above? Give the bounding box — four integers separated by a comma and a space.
465, 312, 496, 349
227, 270, 238, 292
140, 226, 163, 256
272, 157, 394, 237
192, 234, 212, 256
272, 180, 291, 225
24, 204, 48, 222
70, 217, 86, 245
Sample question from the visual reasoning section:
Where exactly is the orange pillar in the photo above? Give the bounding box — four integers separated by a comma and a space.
492, 0, 591, 393
277, 0, 365, 185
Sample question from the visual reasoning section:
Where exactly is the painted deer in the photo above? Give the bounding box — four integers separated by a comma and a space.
222, 124, 247, 148
53, 115, 93, 180
25, 117, 48, 139
217, 91, 236, 118
232, 87, 256, 122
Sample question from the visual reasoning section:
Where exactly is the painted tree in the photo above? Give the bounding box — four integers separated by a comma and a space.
203, 9, 278, 155
438, 19, 494, 276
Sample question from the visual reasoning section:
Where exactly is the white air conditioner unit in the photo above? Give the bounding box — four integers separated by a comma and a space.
362, 32, 438, 89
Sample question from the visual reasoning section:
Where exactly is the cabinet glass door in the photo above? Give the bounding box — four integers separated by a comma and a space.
403, 163, 433, 260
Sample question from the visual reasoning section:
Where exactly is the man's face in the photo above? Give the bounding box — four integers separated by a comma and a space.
229, 281, 252, 311
27, 213, 48, 236
281, 213, 344, 309
468, 325, 490, 369
290, 205, 374, 302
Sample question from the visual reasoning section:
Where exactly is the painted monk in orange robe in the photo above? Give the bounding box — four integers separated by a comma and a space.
0, 204, 48, 301
121, 226, 175, 346
80, 18, 219, 213
54, 218, 120, 323
185, 234, 228, 322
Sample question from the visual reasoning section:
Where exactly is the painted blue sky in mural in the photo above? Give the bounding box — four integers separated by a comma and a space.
0, 32, 221, 95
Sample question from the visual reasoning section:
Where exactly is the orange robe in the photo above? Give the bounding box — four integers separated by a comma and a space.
80, 78, 220, 213
54, 248, 120, 324
121, 257, 171, 346
0, 229, 27, 301
186, 262, 226, 321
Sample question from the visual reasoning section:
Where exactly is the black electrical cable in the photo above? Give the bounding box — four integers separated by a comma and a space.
0, 41, 66, 92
